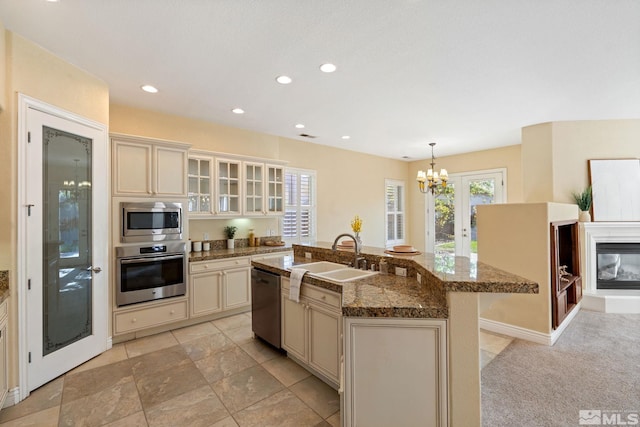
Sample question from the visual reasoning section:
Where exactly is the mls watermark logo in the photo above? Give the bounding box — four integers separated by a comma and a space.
580, 410, 602, 425
580, 409, 640, 425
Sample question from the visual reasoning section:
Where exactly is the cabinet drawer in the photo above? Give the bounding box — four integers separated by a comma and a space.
190, 257, 250, 273
303, 286, 341, 308
282, 279, 341, 309
114, 300, 188, 334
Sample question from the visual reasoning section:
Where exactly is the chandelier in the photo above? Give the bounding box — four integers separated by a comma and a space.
416, 143, 448, 195
63, 159, 91, 200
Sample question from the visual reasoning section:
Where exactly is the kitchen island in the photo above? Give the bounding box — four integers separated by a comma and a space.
252, 243, 538, 427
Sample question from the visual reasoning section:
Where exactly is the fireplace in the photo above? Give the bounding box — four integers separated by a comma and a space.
581, 222, 640, 313
597, 243, 640, 289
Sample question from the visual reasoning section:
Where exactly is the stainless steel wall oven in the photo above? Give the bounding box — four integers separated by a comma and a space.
116, 242, 187, 306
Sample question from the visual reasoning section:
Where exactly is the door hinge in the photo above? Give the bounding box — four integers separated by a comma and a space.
28, 352, 31, 363
28, 131, 31, 143
28, 279, 31, 290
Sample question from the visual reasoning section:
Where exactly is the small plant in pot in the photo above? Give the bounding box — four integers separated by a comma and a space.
224, 226, 238, 249
572, 186, 592, 222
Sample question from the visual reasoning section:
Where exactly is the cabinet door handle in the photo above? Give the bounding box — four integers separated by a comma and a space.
132, 318, 137, 323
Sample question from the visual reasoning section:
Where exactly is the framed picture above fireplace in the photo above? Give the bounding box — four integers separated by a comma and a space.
588, 158, 640, 221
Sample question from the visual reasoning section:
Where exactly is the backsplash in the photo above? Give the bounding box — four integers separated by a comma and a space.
191, 236, 283, 251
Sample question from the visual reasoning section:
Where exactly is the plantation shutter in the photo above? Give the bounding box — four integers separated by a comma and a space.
283, 169, 316, 242
385, 179, 405, 246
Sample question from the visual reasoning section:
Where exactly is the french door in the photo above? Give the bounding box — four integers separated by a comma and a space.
19, 96, 108, 394
426, 170, 505, 263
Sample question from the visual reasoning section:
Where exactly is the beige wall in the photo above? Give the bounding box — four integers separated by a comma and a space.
0, 31, 109, 391
0, 25, 6, 111
523, 119, 640, 203
408, 144, 523, 251
110, 104, 410, 247
477, 202, 577, 334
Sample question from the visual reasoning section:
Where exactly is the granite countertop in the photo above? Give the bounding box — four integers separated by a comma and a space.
254, 254, 449, 318
0, 270, 9, 304
189, 245, 292, 262
251, 244, 539, 319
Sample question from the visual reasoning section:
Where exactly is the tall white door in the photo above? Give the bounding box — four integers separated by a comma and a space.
21, 97, 108, 392
426, 170, 505, 264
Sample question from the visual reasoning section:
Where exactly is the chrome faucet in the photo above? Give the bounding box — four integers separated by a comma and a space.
332, 233, 365, 269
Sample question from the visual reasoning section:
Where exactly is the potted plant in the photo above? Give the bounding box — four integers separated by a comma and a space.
224, 225, 237, 249
572, 186, 592, 222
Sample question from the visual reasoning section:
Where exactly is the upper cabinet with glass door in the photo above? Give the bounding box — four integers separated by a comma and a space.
188, 154, 214, 215
266, 165, 284, 215
216, 158, 242, 216
112, 134, 190, 197
244, 161, 264, 216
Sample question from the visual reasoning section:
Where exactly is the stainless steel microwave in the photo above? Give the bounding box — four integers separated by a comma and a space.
121, 202, 182, 243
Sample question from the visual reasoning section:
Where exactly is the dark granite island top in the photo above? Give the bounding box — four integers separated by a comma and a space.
251, 243, 538, 319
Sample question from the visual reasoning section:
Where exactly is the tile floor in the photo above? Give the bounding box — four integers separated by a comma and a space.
479, 330, 514, 369
0, 312, 340, 427
0, 313, 511, 427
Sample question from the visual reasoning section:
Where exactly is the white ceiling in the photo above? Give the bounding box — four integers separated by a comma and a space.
1, 0, 639, 160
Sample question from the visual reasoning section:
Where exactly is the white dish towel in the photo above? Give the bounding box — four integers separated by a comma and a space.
289, 268, 308, 303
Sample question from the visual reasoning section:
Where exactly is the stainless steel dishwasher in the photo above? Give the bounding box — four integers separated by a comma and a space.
251, 268, 281, 349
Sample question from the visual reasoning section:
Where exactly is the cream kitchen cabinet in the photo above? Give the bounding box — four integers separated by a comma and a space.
281, 278, 341, 387
113, 298, 189, 335
244, 161, 265, 215
0, 299, 8, 408
188, 153, 214, 215
190, 257, 251, 318
343, 317, 448, 427
244, 162, 284, 216
215, 158, 242, 215
265, 164, 284, 215
112, 134, 189, 197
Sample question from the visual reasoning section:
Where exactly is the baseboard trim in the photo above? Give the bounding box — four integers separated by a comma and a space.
3, 387, 21, 408
480, 303, 581, 346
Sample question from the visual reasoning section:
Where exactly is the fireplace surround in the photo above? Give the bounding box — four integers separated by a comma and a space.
581, 222, 640, 313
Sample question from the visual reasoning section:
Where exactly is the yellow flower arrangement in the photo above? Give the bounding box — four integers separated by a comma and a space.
351, 215, 362, 233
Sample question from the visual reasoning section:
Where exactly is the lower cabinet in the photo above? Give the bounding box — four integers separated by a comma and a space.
343, 317, 448, 427
0, 299, 7, 408
114, 299, 188, 335
190, 257, 251, 318
281, 278, 341, 386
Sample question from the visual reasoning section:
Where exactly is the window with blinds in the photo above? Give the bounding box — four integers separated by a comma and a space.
283, 169, 316, 243
385, 179, 405, 246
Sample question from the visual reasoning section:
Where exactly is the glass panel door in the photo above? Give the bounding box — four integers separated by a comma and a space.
427, 170, 505, 262
24, 100, 108, 393
43, 126, 93, 355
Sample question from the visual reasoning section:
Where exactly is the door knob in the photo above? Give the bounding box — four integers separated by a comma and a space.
92, 267, 102, 273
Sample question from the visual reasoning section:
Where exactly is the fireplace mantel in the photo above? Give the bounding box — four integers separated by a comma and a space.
581, 222, 640, 313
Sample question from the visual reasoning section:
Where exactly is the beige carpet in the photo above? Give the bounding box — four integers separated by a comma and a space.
481, 309, 640, 426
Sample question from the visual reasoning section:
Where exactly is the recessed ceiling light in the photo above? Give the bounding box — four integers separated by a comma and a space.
46, 0, 59, 2
231, 108, 245, 114
276, 75, 293, 84
295, 124, 305, 129
141, 84, 158, 93
341, 135, 350, 140
320, 63, 337, 73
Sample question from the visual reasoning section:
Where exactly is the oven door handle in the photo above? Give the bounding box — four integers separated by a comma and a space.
120, 254, 184, 264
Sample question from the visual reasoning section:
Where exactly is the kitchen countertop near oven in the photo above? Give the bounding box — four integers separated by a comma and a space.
251, 243, 539, 319
188, 245, 293, 262
0, 270, 9, 303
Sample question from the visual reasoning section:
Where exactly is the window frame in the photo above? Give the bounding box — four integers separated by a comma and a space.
385, 179, 406, 248
282, 167, 317, 244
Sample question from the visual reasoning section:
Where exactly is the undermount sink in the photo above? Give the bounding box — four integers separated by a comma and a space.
292, 261, 348, 274
314, 268, 378, 282
290, 261, 378, 283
